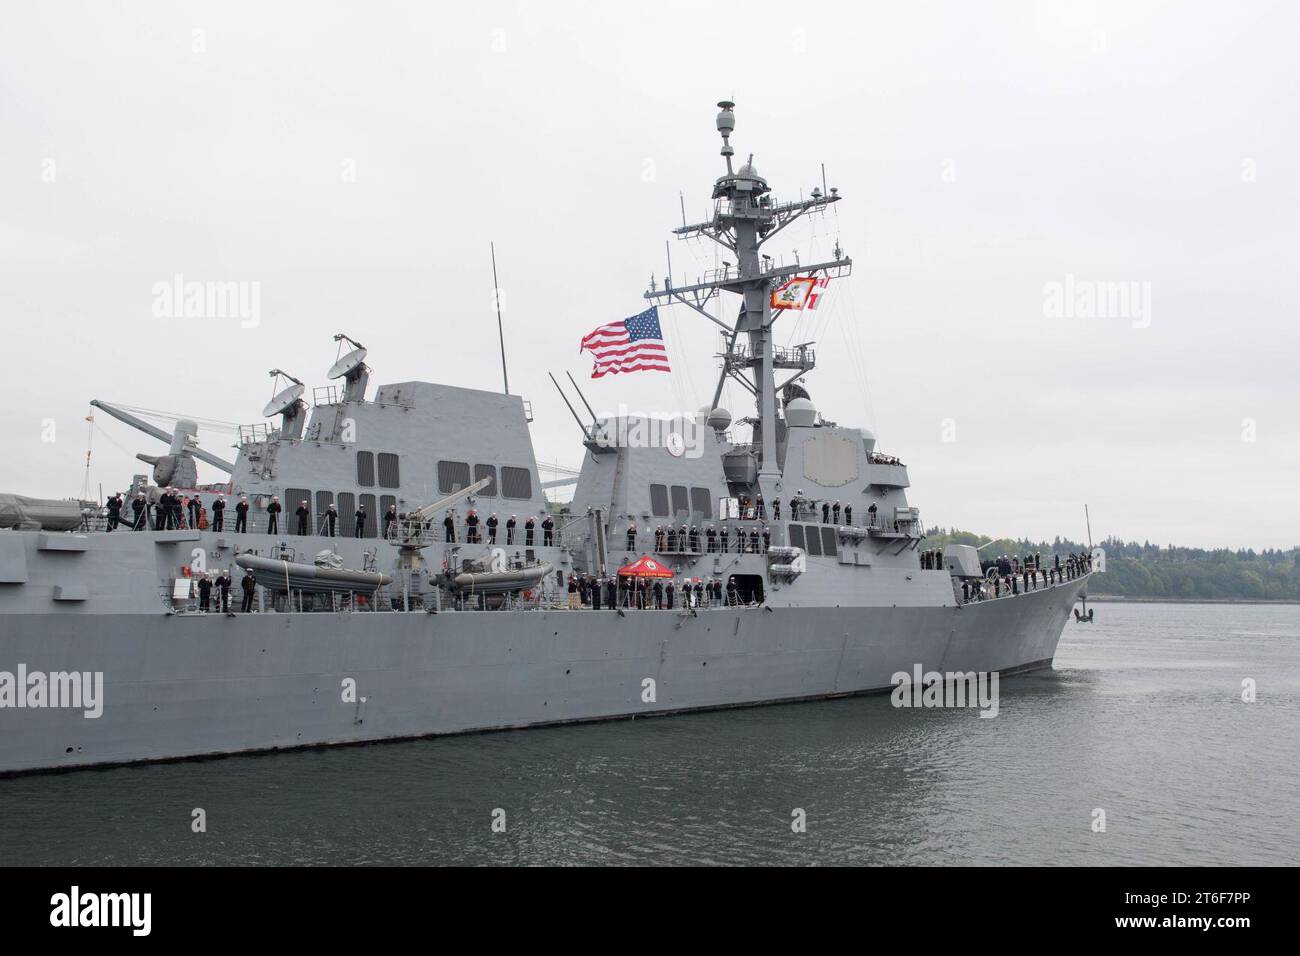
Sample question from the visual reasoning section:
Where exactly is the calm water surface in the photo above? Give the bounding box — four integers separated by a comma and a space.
1, 602, 1297, 865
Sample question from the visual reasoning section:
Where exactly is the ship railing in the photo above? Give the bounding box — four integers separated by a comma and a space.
237, 423, 275, 445
312, 385, 340, 407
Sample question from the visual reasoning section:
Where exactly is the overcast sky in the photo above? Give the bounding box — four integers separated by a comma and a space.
2, 0, 1296, 550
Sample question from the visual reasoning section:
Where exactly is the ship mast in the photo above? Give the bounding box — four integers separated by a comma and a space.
644, 100, 852, 504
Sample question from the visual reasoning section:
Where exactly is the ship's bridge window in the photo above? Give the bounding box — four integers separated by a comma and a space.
649, 484, 670, 517
474, 464, 498, 497
788, 524, 806, 551
377, 453, 400, 489
438, 460, 471, 494
670, 485, 689, 516
820, 526, 838, 557
356, 452, 375, 488
501, 466, 532, 500
690, 487, 712, 519
804, 524, 823, 556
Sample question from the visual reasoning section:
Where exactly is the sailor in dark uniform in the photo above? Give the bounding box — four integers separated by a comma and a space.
235, 495, 249, 533
326, 503, 338, 537
665, 580, 674, 610
542, 515, 554, 546
866, 502, 877, 527
688, 525, 699, 552
626, 523, 636, 551
266, 496, 282, 535
705, 525, 716, 552
666, 526, 677, 551
444, 511, 455, 542
384, 504, 398, 539
821, 502, 830, 524
215, 570, 232, 613
772, 497, 781, 521
240, 569, 257, 612
762, 527, 770, 552
486, 512, 498, 544
749, 527, 760, 553
131, 493, 146, 530
295, 500, 310, 536
832, 501, 841, 525
211, 495, 225, 532
506, 515, 516, 545
844, 504, 852, 525
106, 493, 122, 531
719, 525, 729, 553
525, 516, 535, 546
197, 573, 212, 612
465, 509, 479, 543
354, 505, 366, 538
188, 495, 202, 529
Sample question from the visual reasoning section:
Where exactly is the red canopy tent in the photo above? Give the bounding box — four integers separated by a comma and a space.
616, 555, 674, 578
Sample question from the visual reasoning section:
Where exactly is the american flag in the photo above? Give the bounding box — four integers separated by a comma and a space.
579, 306, 671, 378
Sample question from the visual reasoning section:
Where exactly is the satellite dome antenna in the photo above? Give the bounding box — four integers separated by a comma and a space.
329, 333, 370, 403
264, 369, 308, 440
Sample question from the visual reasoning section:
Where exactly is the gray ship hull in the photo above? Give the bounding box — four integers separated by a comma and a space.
0, 576, 1086, 775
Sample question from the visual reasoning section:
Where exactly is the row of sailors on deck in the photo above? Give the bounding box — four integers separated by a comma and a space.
441, 511, 554, 546
719, 494, 880, 527
960, 552, 1093, 603
107, 491, 559, 546
634, 524, 772, 554
566, 575, 754, 609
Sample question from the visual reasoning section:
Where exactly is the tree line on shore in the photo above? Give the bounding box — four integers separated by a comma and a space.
921, 527, 1300, 601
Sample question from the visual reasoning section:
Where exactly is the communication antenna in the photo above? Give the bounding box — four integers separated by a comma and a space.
490, 242, 510, 395
329, 333, 370, 402
264, 369, 308, 441
263, 370, 306, 419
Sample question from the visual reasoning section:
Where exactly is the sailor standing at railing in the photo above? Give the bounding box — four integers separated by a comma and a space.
266, 496, 281, 534
325, 503, 337, 537
296, 500, 310, 536
506, 515, 516, 545
235, 495, 249, 533
542, 515, 555, 546
385, 504, 398, 539
486, 512, 498, 544
211, 495, 225, 532
354, 504, 367, 538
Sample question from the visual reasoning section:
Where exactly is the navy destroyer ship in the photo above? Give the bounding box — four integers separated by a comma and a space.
0, 101, 1091, 774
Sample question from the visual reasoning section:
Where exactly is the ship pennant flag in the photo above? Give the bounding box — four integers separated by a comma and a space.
579, 306, 671, 378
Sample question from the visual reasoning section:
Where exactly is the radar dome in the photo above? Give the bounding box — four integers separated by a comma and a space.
785, 397, 817, 428
706, 407, 732, 432
859, 428, 877, 454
